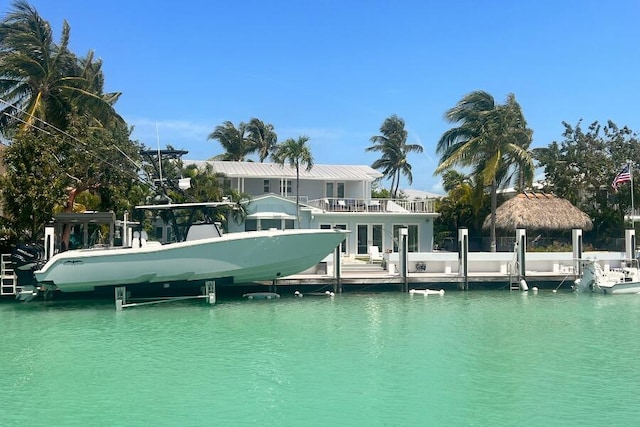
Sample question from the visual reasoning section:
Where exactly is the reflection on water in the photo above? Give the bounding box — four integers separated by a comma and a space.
1, 291, 639, 426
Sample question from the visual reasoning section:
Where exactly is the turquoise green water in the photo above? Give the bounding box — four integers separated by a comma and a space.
2, 291, 640, 426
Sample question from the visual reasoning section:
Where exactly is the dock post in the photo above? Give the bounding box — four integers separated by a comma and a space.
516, 228, 527, 279
399, 227, 408, 292
625, 228, 636, 263
44, 225, 55, 261
115, 286, 126, 311
572, 229, 583, 276
458, 228, 469, 290
205, 280, 216, 305
334, 246, 342, 294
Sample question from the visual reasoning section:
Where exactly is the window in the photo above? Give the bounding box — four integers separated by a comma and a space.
280, 180, 292, 195
357, 225, 368, 254
325, 182, 334, 198
335, 224, 347, 253
408, 225, 418, 252
262, 219, 280, 230
263, 179, 270, 193
245, 219, 258, 231
393, 224, 419, 252
325, 182, 345, 198
372, 224, 383, 251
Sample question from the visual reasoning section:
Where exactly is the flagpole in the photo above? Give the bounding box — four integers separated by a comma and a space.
631, 160, 635, 231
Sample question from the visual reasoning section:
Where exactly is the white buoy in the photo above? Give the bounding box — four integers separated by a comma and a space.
520, 279, 529, 291
294, 291, 303, 297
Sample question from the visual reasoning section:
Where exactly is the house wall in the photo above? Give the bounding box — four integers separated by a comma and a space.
227, 177, 369, 201
222, 172, 435, 253
229, 196, 435, 255
310, 213, 434, 255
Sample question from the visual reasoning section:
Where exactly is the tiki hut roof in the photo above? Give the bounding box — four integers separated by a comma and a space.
483, 192, 593, 232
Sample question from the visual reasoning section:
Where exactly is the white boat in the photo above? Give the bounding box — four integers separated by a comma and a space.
14, 203, 348, 297
574, 259, 640, 295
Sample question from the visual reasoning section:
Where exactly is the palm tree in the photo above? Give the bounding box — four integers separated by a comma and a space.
71, 50, 124, 127
247, 118, 277, 162
208, 120, 253, 161
367, 115, 423, 198
0, 1, 122, 133
271, 136, 313, 227
435, 91, 533, 252
0, 1, 130, 247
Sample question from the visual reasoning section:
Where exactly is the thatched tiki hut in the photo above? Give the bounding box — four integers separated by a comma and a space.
483, 192, 592, 250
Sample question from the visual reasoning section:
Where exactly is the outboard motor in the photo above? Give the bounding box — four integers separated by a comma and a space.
11, 243, 46, 287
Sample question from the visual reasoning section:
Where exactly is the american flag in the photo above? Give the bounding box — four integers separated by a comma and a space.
612, 163, 632, 192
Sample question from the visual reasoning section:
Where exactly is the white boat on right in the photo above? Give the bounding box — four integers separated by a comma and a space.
574, 259, 640, 295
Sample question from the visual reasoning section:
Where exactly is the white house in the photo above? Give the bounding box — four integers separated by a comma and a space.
187, 160, 439, 256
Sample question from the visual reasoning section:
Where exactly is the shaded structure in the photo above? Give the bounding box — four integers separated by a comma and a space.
484, 192, 593, 232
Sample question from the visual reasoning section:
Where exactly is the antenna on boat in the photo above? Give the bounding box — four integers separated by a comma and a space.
156, 122, 164, 190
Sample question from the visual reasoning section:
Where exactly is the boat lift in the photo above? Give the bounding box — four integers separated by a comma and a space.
115, 280, 217, 311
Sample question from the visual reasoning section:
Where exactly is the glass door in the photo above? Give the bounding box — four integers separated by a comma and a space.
335, 224, 347, 253
372, 224, 383, 251
357, 225, 368, 255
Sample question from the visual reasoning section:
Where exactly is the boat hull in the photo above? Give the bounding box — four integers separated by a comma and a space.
575, 260, 640, 295
594, 281, 640, 295
34, 229, 347, 293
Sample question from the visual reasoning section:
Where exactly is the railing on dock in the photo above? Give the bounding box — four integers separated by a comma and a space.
1, 254, 17, 296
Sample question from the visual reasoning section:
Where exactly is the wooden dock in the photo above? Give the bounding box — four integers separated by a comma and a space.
259, 262, 578, 293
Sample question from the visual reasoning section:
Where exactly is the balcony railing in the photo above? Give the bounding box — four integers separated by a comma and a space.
308, 197, 436, 213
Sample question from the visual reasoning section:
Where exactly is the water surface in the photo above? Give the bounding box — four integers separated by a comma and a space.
1, 291, 639, 426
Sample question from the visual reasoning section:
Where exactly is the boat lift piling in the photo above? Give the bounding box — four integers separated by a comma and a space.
399, 227, 408, 292
115, 280, 216, 311
458, 228, 469, 291
573, 229, 583, 276
334, 246, 342, 294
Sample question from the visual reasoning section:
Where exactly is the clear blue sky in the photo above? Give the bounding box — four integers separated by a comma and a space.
3, 0, 640, 193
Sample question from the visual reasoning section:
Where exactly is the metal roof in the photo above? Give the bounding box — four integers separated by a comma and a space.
185, 160, 383, 181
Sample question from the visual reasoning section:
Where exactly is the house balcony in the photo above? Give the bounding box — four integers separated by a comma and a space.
308, 197, 437, 213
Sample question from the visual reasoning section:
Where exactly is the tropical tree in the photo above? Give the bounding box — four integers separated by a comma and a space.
0, 0, 122, 133
247, 118, 277, 162
0, 131, 65, 239
435, 91, 534, 252
271, 136, 313, 227
0, 114, 143, 243
533, 120, 640, 248
434, 170, 489, 248
0, 1, 140, 245
208, 120, 253, 161
367, 114, 423, 198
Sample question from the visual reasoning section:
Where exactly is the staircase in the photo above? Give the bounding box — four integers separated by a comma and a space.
508, 258, 522, 291
1, 254, 17, 296
342, 258, 386, 276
